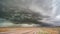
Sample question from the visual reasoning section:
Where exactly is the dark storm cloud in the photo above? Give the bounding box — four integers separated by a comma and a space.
0, 0, 60, 26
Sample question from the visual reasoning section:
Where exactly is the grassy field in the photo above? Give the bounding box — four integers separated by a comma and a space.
0, 27, 60, 34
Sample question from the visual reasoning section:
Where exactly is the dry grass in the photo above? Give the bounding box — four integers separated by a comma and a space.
0, 27, 59, 34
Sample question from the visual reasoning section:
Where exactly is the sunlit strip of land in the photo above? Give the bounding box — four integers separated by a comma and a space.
0, 27, 59, 34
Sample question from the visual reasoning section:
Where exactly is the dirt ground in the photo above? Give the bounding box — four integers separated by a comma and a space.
0, 27, 59, 34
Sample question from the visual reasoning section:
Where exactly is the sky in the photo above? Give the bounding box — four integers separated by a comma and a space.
0, 0, 60, 26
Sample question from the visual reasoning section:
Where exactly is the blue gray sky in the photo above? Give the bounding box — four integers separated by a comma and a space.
0, 0, 60, 26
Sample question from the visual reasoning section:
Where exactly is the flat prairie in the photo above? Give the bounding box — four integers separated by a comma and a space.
0, 27, 59, 34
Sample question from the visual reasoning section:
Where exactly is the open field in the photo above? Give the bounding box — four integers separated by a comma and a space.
0, 27, 60, 34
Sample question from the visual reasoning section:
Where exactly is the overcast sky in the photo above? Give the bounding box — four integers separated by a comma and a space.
0, 0, 60, 26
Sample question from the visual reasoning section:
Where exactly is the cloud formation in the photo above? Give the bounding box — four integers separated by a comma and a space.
0, 0, 60, 26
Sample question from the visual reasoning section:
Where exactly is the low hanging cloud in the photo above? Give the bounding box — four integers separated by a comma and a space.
0, 0, 60, 26
0, 18, 14, 27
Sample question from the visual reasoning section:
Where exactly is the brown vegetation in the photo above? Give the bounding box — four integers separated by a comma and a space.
0, 27, 59, 34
